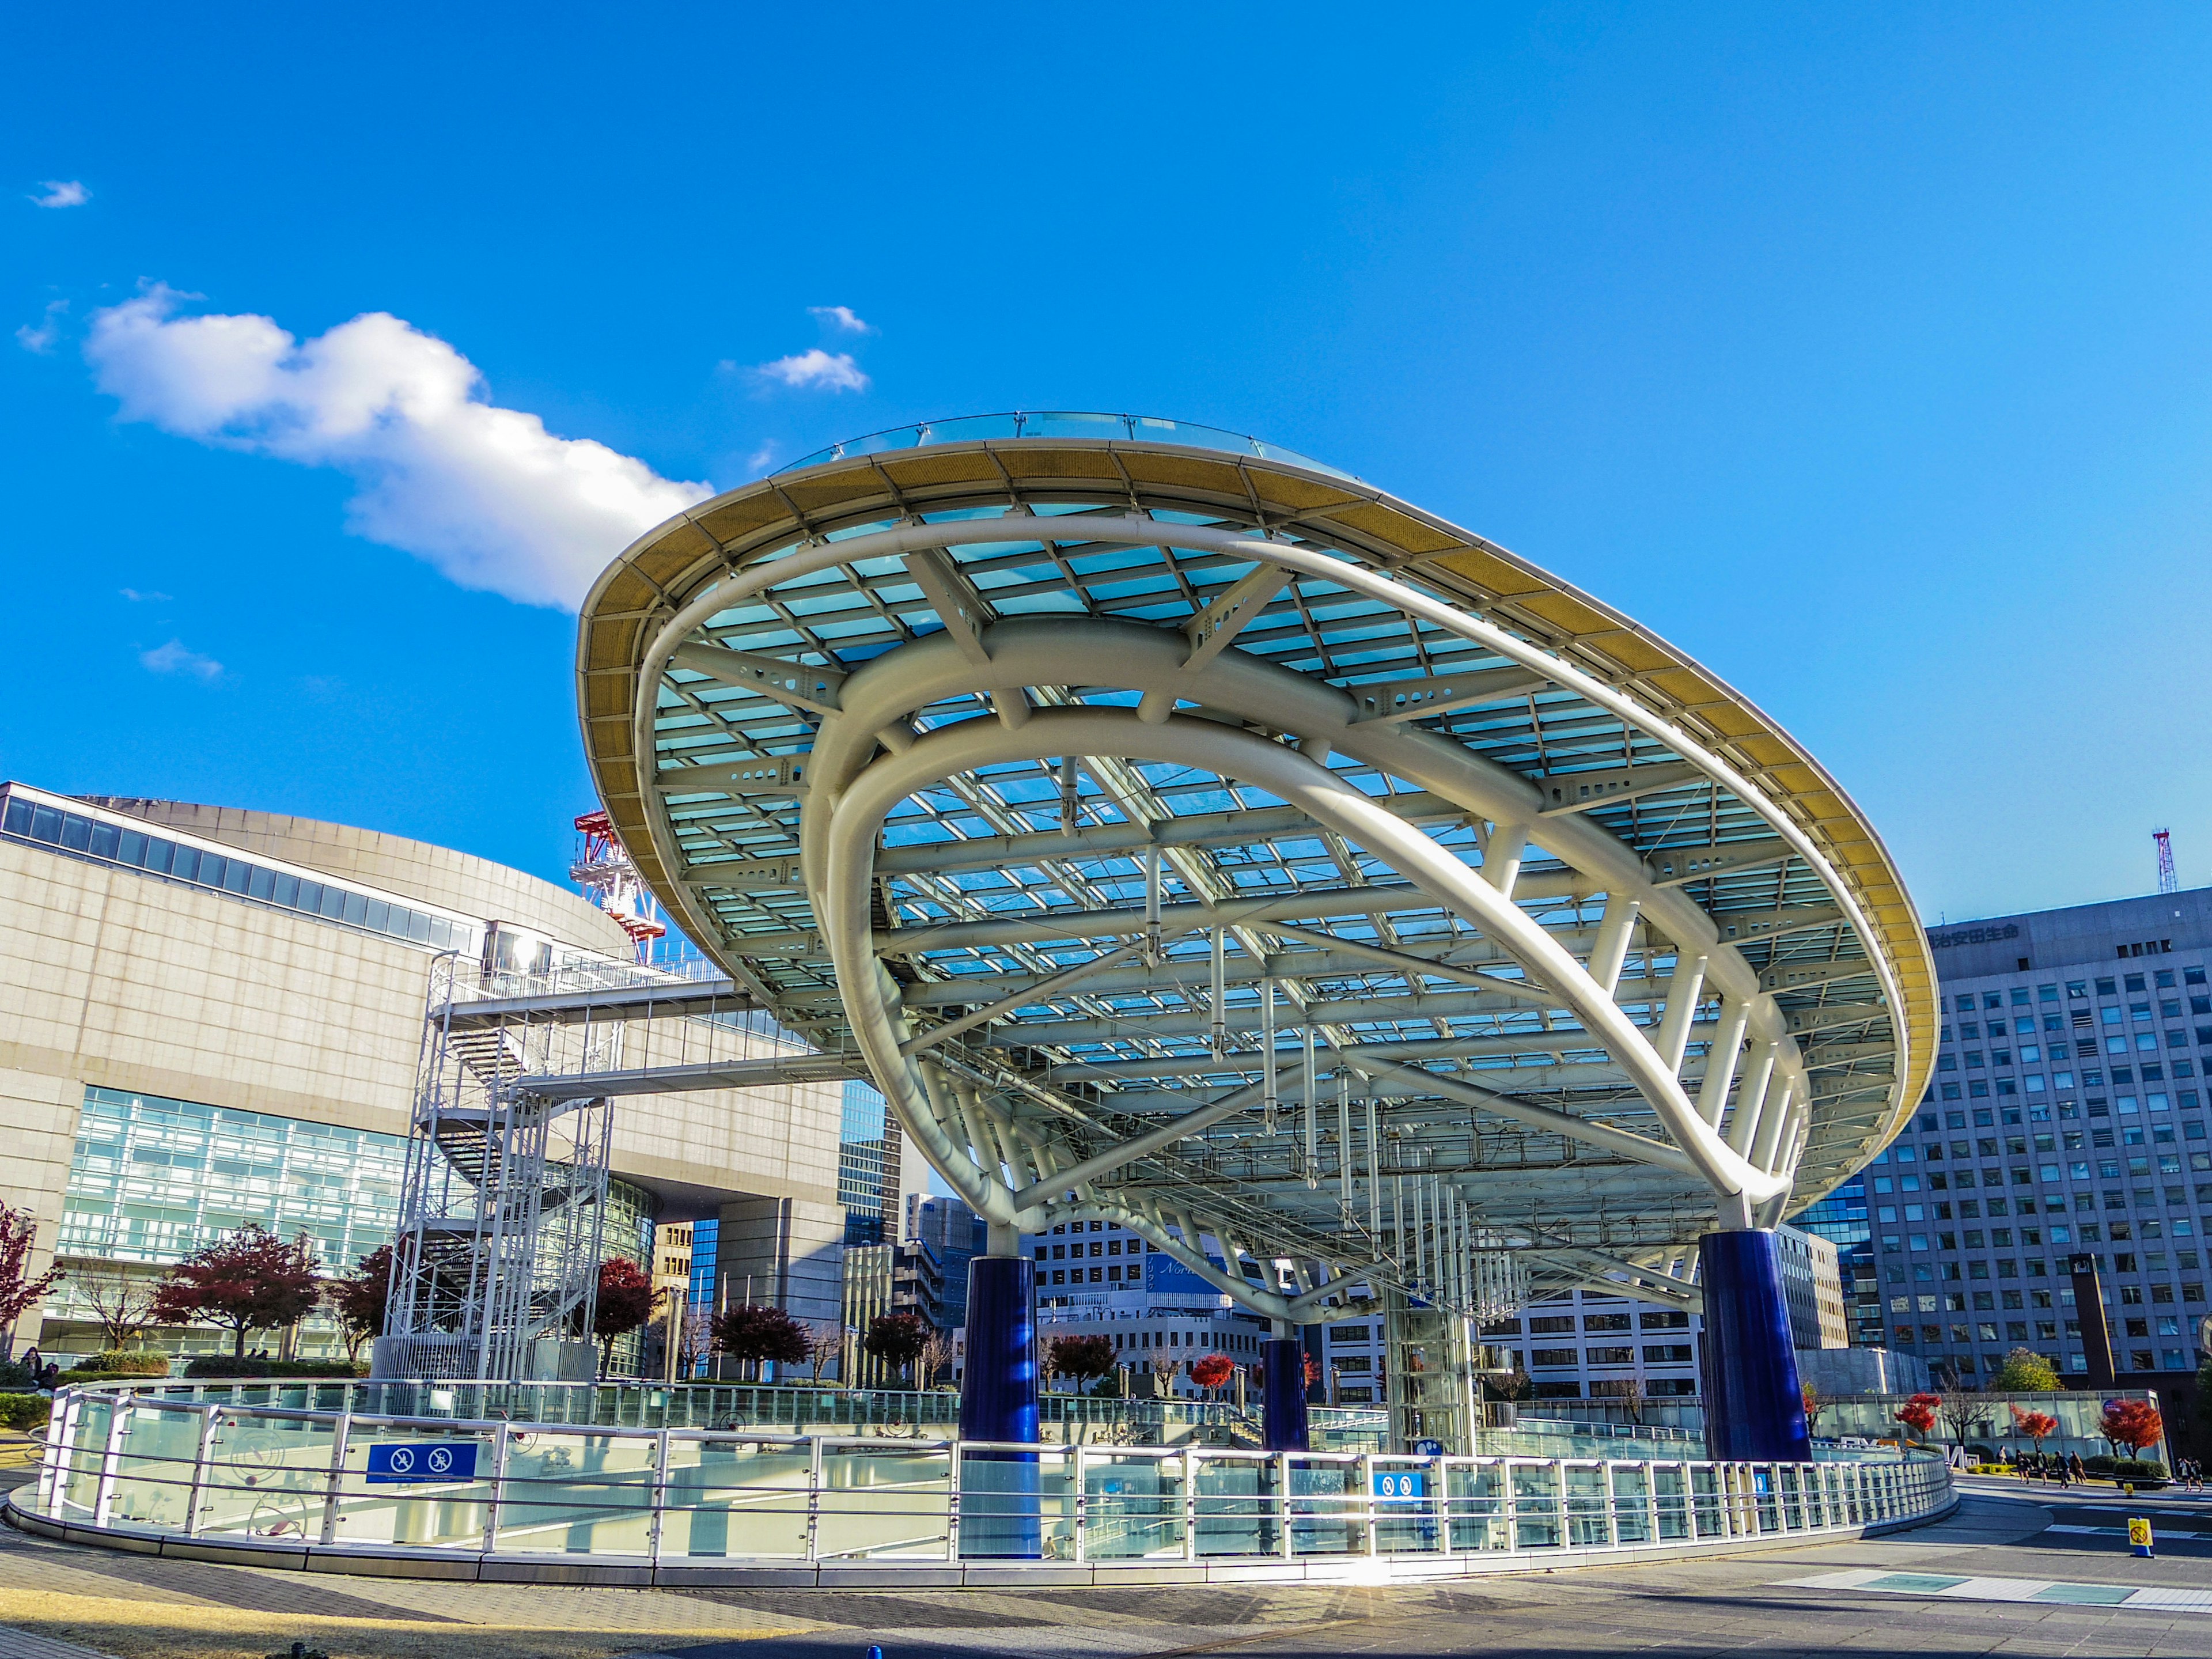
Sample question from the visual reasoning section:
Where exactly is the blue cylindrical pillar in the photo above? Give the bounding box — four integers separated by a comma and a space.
1698, 1229, 1811, 1463
959, 1253, 1040, 1557
1261, 1336, 1310, 1452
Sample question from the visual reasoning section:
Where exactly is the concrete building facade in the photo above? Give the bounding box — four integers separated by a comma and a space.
1, 781, 847, 1360
1872, 885, 2212, 1384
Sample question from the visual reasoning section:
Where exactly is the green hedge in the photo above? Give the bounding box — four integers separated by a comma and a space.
0, 1394, 52, 1431
181, 1357, 366, 1379
2082, 1455, 2167, 1482
75, 1352, 171, 1377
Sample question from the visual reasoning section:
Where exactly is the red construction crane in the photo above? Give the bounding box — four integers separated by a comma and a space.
573, 808, 667, 959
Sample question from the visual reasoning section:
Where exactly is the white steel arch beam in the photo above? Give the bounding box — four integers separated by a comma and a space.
627, 513, 1906, 1103
819, 706, 1791, 1236
774, 612, 1814, 1196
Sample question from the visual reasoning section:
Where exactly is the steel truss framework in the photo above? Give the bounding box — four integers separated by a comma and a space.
576, 414, 1936, 1334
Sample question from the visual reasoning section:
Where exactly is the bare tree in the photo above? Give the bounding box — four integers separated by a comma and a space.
918, 1332, 954, 1389
805, 1322, 842, 1384
1591, 1375, 1646, 1425
73, 1261, 161, 1353
1148, 1351, 1181, 1398
1937, 1390, 1987, 1454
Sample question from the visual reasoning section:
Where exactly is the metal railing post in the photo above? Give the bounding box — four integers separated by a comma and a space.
482, 1423, 510, 1554
946, 1438, 963, 1560
1360, 1452, 1378, 1556
646, 1429, 671, 1566
1181, 1448, 1198, 1562
1071, 1443, 1087, 1563
1278, 1452, 1294, 1559
1643, 1460, 1660, 1545
92, 1397, 133, 1529
39, 1390, 82, 1519
316, 1410, 353, 1546
806, 1435, 824, 1564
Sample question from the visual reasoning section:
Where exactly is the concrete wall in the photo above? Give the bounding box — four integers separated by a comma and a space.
81, 797, 634, 956
0, 789, 843, 1350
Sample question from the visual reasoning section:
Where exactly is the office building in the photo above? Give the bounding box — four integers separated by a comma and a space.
0, 781, 848, 1361
1873, 887, 2212, 1381
1476, 1225, 1843, 1405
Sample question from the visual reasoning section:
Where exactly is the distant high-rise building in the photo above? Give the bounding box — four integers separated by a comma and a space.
1869, 887, 2212, 1382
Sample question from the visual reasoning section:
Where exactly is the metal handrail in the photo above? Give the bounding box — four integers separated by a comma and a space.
24, 1383, 1953, 1575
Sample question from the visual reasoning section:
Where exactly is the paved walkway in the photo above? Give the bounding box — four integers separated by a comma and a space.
6, 1472, 2212, 1658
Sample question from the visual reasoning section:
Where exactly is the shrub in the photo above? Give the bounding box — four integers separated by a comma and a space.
79, 1351, 171, 1376
0, 1393, 51, 1431
181, 1357, 363, 1379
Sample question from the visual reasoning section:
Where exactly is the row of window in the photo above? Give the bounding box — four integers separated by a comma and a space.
1526, 1344, 1694, 1367
1953, 967, 2208, 1013
2, 791, 480, 957
1480, 1311, 1690, 1334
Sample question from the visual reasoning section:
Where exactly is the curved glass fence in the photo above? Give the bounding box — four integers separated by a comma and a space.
24, 1384, 1952, 1571
773, 411, 1360, 483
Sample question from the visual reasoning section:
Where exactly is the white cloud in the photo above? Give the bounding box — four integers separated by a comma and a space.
16, 299, 66, 353
84, 286, 714, 609
756, 348, 869, 393
808, 305, 874, 335
141, 639, 222, 680
119, 588, 172, 603
30, 180, 89, 208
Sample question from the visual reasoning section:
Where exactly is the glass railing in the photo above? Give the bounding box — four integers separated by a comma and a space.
22, 1381, 1953, 1571
774, 412, 1359, 483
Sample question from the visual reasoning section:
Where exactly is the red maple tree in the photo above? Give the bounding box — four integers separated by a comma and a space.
2100, 1397, 2164, 1459
1190, 1353, 1235, 1393
1892, 1391, 1940, 1440
151, 1225, 321, 1358
0, 1206, 63, 1358
2009, 1404, 2059, 1451
590, 1258, 657, 1377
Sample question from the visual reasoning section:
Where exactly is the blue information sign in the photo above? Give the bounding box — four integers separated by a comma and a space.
365, 1441, 479, 1484
1372, 1468, 1427, 1500
1411, 1438, 1445, 1457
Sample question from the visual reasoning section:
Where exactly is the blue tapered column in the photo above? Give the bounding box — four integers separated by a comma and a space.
1261, 1336, 1310, 1452
1698, 1229, 1811, 1463
959, 1253, 1040, 1557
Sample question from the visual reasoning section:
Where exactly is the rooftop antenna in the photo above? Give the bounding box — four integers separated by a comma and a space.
2154, 828, 2178, 896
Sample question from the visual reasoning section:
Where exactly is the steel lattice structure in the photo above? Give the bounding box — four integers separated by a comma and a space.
575, 412, 1935, 1333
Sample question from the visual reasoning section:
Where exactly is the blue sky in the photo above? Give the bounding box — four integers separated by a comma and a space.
5, 4, 2211, 925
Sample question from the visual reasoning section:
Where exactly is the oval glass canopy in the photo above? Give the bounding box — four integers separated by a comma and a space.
576, 418, 1934, 1330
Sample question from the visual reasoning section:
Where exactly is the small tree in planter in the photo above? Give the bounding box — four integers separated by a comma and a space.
1190, 1352, 1235, 1400
1147, 1351, 1181, 1397
712, 1303, 810, 1381
863, 1312, 930, 1385
151, 1225, 320, 1359
590, 1258, 657, 1377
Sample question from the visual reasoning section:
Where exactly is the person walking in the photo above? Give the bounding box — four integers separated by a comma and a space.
2067, 1452, 2087, 1485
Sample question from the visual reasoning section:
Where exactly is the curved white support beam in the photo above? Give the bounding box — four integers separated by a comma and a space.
821, 706, 1789, 1225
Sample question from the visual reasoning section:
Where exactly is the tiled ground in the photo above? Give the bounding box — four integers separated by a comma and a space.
9, 1472, 2212, 1658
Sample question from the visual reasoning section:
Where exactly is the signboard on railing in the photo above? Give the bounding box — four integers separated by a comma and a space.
365, 1441, 479, 1484
1373, 1468, 1427, 1500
